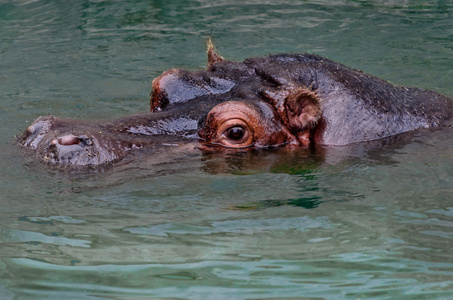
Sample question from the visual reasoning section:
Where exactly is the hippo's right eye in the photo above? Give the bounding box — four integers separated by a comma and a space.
226, 126, 245, 141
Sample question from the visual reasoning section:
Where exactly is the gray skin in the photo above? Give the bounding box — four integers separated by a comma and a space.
20, 46, 453, 167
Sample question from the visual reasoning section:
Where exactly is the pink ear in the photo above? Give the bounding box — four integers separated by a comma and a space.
285, 88, 322, 132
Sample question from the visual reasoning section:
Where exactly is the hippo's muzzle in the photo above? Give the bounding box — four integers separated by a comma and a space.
21, 116, 131, 166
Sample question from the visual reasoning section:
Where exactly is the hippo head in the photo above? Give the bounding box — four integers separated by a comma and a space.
20, 42, 324, 167
20, 41, 452, 167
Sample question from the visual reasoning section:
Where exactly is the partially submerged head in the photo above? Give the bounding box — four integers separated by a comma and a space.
19, 41, 324, 167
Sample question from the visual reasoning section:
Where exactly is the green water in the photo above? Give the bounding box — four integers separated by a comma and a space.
1, 0, 452, 299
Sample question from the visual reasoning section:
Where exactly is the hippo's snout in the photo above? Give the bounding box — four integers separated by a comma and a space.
21, 116, 119, 166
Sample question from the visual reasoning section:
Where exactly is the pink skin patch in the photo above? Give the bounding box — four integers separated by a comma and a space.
52, 135, 80, 146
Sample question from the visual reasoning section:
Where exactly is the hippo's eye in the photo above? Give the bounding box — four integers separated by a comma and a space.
212, 118, 253, 148
226, 126, 245, 141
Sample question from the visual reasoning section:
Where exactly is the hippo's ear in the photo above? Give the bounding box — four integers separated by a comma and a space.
206, 39, 224, 68
285, 88, 322, 132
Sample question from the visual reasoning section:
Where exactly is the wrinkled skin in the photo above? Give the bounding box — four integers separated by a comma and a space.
20, 43, 453, 167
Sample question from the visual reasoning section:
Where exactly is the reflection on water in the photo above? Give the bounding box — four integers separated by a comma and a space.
1, 0, 453, 299
2, 128, 452, 299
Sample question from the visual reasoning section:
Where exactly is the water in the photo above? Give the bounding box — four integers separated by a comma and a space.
1, 0, 453, 299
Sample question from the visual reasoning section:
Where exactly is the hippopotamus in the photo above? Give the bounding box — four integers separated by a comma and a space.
20, 42, 453, 167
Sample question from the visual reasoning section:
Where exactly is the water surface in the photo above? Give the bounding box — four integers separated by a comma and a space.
1, 0, 452, 299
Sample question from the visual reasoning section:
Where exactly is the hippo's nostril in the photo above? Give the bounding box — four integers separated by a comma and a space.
21, 116, 55, 149
27, 124, 37, 134
56, 134, 81, 146
49, 134, 94, 147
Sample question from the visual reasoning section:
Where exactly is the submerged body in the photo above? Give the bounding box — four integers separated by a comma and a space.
21, 44, 453, 166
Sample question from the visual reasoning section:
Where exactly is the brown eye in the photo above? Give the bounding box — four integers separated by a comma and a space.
206, 115, 254, 148
226, 126, 245, 141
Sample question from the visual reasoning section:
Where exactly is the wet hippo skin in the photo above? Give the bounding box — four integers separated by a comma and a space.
20, 42, 453, 167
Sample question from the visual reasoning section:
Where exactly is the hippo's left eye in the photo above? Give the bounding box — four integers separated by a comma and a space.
213, 119, 253, 148
226, 126, 245, 141
198, 102, 258, 149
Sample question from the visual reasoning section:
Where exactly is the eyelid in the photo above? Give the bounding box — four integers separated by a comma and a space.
208, 141, 255, 149
218, 119, 249, 134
